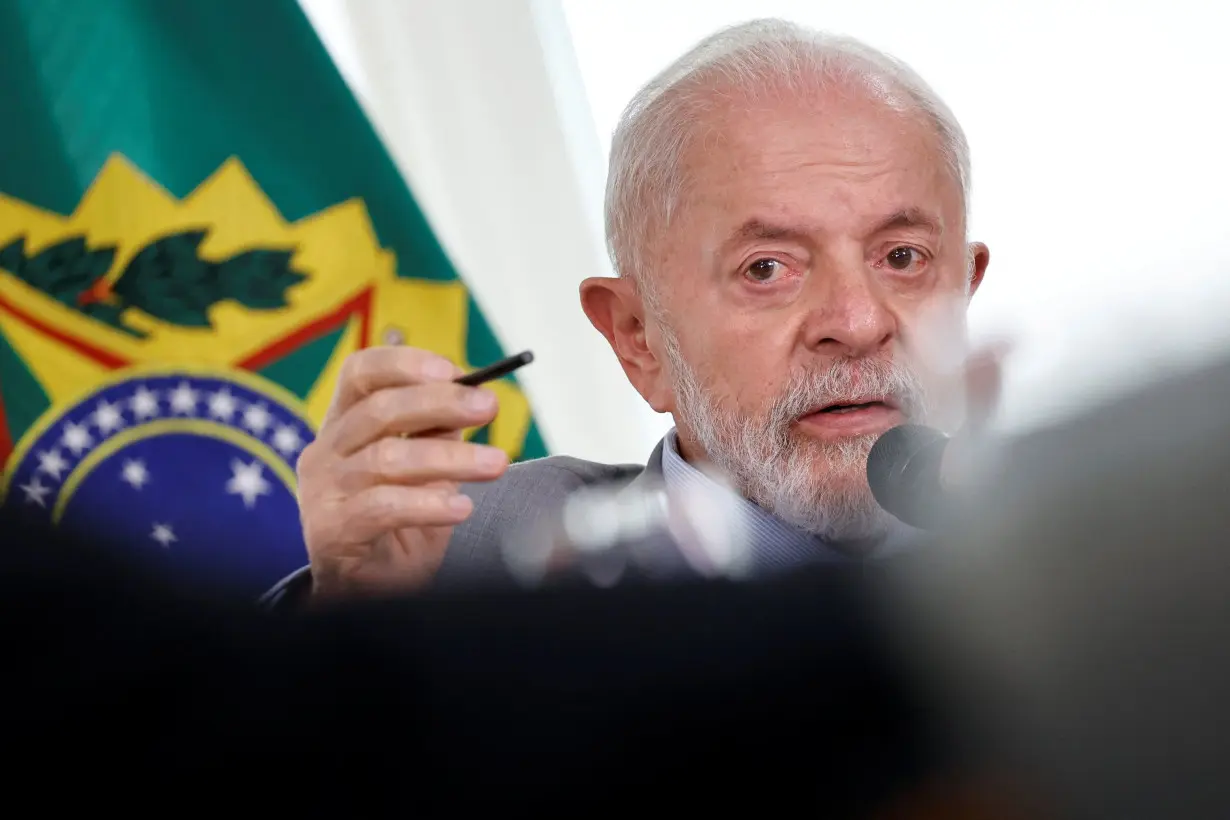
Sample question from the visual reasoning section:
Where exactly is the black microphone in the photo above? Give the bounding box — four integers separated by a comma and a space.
866, 424, 951, 530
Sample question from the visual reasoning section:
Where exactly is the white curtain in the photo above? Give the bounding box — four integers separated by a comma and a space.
297, 0, 670, 465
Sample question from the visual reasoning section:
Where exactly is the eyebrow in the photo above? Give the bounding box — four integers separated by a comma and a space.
871, 208, 944, 237
721, 219, 814, 252
722, 209, 944, 253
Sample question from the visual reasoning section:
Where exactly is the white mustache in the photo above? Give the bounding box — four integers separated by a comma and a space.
767, 358, 928, 432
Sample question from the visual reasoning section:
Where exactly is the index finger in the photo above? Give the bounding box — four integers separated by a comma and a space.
324, 346, 463, 427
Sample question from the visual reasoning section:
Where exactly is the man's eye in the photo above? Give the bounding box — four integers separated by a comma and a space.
884, 247, 924, 271
745, 258, 785, 282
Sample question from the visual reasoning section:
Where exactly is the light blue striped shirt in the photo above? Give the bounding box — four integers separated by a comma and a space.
659, 428, 911, 575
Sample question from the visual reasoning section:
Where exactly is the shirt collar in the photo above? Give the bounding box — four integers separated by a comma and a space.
659, 428, 863, 573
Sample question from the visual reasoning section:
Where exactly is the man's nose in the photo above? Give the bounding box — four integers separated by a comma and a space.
799, 257, 896, 358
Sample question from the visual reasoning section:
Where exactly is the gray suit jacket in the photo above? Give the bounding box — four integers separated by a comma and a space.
261, 442, 665, 608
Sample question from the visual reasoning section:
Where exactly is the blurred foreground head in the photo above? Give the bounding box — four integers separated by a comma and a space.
887, 352, 1230, 819
580, 19, 991, 541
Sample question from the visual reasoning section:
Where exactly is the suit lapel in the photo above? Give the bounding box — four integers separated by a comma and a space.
625, 439, 667, 493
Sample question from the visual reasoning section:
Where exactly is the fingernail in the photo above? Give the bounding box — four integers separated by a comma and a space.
424, 357, 458, 381
475, 446, 507, 469
465, 388, 496, 412
448, 494, 473, 514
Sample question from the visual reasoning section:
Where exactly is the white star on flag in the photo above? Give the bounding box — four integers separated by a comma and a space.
129, 386, 160, 421
61, 422, 93, 456
242, 403, 272, 435
150, 523, 177, 548
121, 459, 150, 490
272, 424, 304, 456
207, 387, 239, 422
169, 382, 198, 415
93, 399, 125, 435
19, 476, 52, 507
36, 449, 68, 481
226, 459, 271, 509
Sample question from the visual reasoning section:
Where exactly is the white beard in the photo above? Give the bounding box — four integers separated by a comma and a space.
662, 328, 931, 542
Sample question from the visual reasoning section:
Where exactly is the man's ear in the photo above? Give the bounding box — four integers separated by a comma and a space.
967, 242, 991, 299
580, 276, 673, 412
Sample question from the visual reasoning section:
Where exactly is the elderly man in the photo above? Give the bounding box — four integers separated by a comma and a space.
277, 18, 991, 601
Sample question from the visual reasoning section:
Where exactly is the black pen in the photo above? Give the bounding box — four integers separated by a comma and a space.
455, 350, 534, 386
401, 351, 533, 440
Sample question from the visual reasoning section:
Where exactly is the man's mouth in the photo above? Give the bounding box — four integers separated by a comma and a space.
809, 398, 897, 416
795, 398, 904, 440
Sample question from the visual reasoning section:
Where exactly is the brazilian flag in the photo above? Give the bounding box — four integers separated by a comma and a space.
0, 0, 547, 597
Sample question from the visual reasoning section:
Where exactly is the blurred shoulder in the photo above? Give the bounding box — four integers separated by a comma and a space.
461, 453, 647, 513
438, 450, 654, 587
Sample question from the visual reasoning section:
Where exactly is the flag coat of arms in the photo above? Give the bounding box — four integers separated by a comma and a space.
0, 0, 547, 597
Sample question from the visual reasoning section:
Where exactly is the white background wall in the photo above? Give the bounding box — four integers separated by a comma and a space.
303, 0, 1230, 462
298, 0, 662, 465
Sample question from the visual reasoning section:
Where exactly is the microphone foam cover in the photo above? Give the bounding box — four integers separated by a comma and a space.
867, 424, 949, 529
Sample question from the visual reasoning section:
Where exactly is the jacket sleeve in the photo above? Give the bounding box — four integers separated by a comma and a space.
258, 563, 314, 610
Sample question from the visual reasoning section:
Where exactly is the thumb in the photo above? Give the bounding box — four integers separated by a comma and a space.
941, 340, 1012, 492
963, 339, 1012, 436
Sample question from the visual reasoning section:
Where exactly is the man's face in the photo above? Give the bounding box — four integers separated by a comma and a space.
649, 83, 981, 541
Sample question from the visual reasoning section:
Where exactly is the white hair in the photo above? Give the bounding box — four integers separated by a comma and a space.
604, 18, 971, 306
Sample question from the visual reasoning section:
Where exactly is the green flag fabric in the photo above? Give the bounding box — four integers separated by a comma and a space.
0, 0, 547, 597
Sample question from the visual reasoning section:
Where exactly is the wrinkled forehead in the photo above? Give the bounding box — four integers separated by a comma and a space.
671, 80, 964, 235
